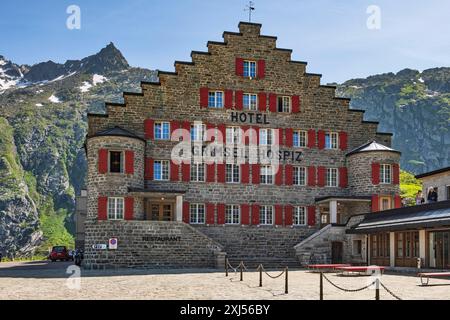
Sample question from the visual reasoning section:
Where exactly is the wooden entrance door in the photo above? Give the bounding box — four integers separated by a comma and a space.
147, 202, 174, 221
331, 242, 343, 264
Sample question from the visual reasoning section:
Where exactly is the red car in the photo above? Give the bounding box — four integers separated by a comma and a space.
49, 246, 71, 262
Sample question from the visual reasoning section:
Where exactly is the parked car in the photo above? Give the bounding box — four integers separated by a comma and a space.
49, 246, 71, 262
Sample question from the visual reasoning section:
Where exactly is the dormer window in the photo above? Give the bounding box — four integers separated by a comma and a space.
243, 60, 257, 78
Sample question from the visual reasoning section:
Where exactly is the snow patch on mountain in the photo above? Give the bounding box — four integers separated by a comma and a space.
48, 94, 61, 103
93, 74, 107, 85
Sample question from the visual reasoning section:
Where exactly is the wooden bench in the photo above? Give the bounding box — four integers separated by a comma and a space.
418, 272, 450, 286
336, 266, 385, 276
307, 264, 351, 272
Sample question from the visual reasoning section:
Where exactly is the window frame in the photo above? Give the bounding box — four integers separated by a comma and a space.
380, 164, 392, 184
226, 163, 240, 184
243, 60, 257, 78
260, 165, 274, 185
277, 96, 291, 113
243, 93, 258, 111
154, 121, 170, 140
325, 132, 339, 149
326, 168, 338, 187
190, 123, 206, 142
108, 150, 123, 174
154, 160, 170, 181
260, 205, 274, 225
293, 130, 307, 148
293, 206, 306, 226
107, 197, 124, 220
208, 90, 224, 108
380, 196, 392, 211
293, 166, 307, 186
189, 203, 205, 224
259, 128, 274, 146
190, 163, 205, 182
226, 126, 242, 144
225, 204, 240, 225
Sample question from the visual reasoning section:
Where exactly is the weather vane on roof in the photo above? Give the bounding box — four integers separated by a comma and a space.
244, 1, 255, 22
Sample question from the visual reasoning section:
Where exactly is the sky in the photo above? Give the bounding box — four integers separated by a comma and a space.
1, 0, 449, 83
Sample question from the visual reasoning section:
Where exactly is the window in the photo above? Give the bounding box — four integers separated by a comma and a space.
190, 163, 205, 182
226, 126, 242, 144
260, 205, 273, 225
226, 164, 240, 183
397, 233, 403, 258
107, 197, 124, 220
154, 121, 170, 140
109, 151, 123, 173
293, 166, 307, 186
208, 91, 223, 108
294, 206, 306, 225
447, 186, 450, 200
293, 130, 307, 148
325, 132, 338, 149
380, 196, 392, 211
225, 205, 240, 224
154, 160, 169, 181
277, 96, 291, 113
353, 240, 362, 256
243, 93, 258, 110
326, 168, 338, 187
380, 164, 392, 184
260, 165, 273, 184
190, 203, 205, 224
259, 128, 274, 146
243, 60, 256, 78
191, 124, 205, 142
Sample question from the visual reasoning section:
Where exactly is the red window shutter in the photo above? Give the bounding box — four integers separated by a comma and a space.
125, 150, 134, 174
206, 123, 216, 142
252, 164, 260, 184
393, 164, 400, 184
217, 163, 225, 183
97, 197, 107, 221
317, 130, 325, 149
144, 119, 154, 140
307, 129, 316, 148
307, 206, 316, 226
258, 92, 267, 111
275, 165, 283, 186
269, 93, 277, 112
170, 161, 179, 181
339, 131, 348, 151
275, 205, 283, 226
339, 167, 348, 188
285, 128, 293, 147
124, 197, 134, 220
200, 87, 209, 108
217, 204, 225, 225
170, 121, 180, 140
253, 126, 260, 145
98, 149, 108, 174
372, 163, 380, 185
225, 90, 233, 109
291, 95, 300, 113
183, 202, 190, 223
251, 204, 260, 225
275, 129, 282, 146
241, 163, 250, 184
241, 126, 250, 145
317, 166, 326, 187
217, 124, 226, 144
257, 59, 265, 79
235, 57, 244, 76
285, 165, 293, 186
285, 205, 293, 226
241, 204, 250, 225
206, 164, 215, 182
371, 195, 379, 212
206, 203, 215, 225
394, 195, 402, 208
182, 163, 190, 182
307, 166, 316, 186
235, 90, 243, 110
145, 158, 154, 180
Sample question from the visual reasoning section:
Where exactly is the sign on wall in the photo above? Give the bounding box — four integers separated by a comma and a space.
92, 244, 107, 250
109, 238, 118, 250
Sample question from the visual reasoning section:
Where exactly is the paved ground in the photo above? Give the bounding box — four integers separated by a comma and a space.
0, 261, 449, 300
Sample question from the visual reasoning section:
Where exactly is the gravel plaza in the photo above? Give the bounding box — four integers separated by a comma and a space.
0, 261, 449, 300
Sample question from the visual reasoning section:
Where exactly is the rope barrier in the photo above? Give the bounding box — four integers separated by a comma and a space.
260, 265, 286, 279
380, 281, 402, 300
322, 273, 377, 292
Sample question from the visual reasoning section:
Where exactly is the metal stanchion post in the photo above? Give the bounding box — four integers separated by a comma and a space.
285, 267, 288, 294
240, 262, 243, 281
320, 272, 323, 300
259, 265, 262, 287
375, 278, 380, 301
225, 258, 228, 277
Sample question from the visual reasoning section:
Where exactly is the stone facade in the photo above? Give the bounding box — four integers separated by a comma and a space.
84, 22, 400, 268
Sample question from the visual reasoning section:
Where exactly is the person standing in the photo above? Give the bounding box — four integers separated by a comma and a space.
415, 191, 424, 205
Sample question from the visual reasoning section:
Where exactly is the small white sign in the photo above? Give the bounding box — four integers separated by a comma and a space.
109, 238, 118, 250
92, 244, 107, 250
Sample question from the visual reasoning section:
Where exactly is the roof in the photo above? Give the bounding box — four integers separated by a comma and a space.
315, 195, 372, 203
348, 200, 450, 234
90, 126, 145, 142
415, 166, 450, 179
346, 140, 401, 157
128, 187, 186, 195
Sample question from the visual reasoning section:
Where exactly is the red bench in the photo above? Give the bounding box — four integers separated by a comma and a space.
307, 264, 351, 272
418, 272, 450, 286
336, 266, 385, 276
